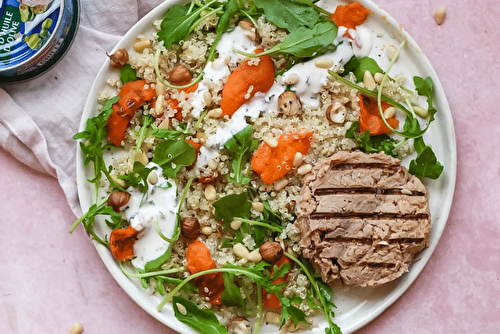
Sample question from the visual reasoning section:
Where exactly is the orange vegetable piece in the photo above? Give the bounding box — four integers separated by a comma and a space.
331, 2, 370, 29
109, 225, 139, 261
358, 94, 399, 136
220, 49, 275, 117
251, 131, 314, 184
166, 83, 199, 120
186, 240, 225, 305
107, 80, 155, 146
262, 255, 292, 309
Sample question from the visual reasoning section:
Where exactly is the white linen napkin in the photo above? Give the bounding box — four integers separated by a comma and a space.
0, 0, 164, 217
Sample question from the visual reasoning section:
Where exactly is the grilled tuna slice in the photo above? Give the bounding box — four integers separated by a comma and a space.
296, 151, 431, 287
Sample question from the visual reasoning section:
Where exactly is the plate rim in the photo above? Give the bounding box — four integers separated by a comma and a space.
76, 1, 457, 333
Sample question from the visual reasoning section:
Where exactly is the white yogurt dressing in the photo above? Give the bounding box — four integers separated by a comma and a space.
122, 163, 178, 269
191, 22, 373, 155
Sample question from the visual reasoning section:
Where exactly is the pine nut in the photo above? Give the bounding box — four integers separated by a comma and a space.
201, 226, 213, 235
387, 44, 398, 62
285, 73, 299, 85
208, 158, 218, 170
196, 132, 207, 143
230, 219, 242, 230
292, 152, 303, 167
383, 107, 396, 119
155, 81, 166, 96
314, 58, 334, 69
363, 70, 376, 91
401, 188, 412, 195
134, 149, 149, 165
297, 164, 312, 175
204, 185, 217, 201
158, 118, 170, 129
153, 94, 164, 116
246, 249, 262, 263
252, 201, 264, 212
263, 136, 278, 148
110, 174, 126, 188
434, 7, 446, 25
265, 311, 281, 325
374, 72, 385, 84
203, 91, 212, 107
207, 108, 222, 118
69, 322, 83, 334
147, 171, 158, 185
176, 303, 188, 316
273, 178, 288, 191
413, 105, 429, 118
133, 40, 152, 53
233, 243, 250, 259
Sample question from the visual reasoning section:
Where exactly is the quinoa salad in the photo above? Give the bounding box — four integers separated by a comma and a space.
71, 1, 445, 333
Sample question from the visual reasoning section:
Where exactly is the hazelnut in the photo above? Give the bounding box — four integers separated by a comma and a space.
169, 65, 192, 86
227, 316, 252, 334
108, 48, 129, 69
238, 19, 260, 44
278, 91, 302, 115
181, 217, 201, 240
107, 191, 131, 212
325, 102, 346, 124
259, 241, 283, 263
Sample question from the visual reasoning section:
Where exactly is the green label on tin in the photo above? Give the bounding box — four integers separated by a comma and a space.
0, 5, 21, 62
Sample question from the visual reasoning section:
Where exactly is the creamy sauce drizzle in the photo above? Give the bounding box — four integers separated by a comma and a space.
192, 21, 373, 152
122, 163, 178, 269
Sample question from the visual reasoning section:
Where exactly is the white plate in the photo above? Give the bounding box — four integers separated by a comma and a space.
76, 1, 457, 333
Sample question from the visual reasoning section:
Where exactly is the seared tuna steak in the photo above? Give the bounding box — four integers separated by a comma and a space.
296, 151, 431, 287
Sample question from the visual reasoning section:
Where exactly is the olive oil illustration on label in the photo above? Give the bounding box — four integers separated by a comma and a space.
0, 0, 60, 66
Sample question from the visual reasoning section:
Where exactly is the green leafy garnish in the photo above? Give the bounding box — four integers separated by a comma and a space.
285, 252, 342, 334
223, 125, 259, 184
341, 56, 384, 82
253, 0, 319, 31
237, 20, 338, 58
346, 121, 398, 158
152, 139, 197, 178
172, 296, 228, 334
118, 162, 156, 196
213, 192, 252, 225
158, 0, 217, 49
120, 63, 139, 84
221, 272, 249, 313
408, 137, 443, 179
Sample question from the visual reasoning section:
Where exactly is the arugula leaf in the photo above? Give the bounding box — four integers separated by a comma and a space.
213, 192, 252, 225
341, 56, 383, 82
408, 137, 443, 179
119, 162, 156, 195
239, 20, 337, 58
120, 63, 138, 84
152, 139, 196, 178
158, 0, 217, 49
413, 76, 437, 120
68, 197, 125, 245
280, 297, 310, 329
172, 296, 228, 334
254, 0, 319, 31
221, 272, 249, 313
346, 121, 398, 157
152, 122, 193, 140
70, 96, 128, 239
223, 125, 259, 184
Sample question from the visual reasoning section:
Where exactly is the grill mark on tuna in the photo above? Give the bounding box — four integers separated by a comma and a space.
313, 187, 425, 196
309, 212, 430, 220
329, 162, 400, 171
317, 235, 425, 245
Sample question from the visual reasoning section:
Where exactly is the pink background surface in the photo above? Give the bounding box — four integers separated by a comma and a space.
1, 0, 500, 333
